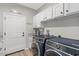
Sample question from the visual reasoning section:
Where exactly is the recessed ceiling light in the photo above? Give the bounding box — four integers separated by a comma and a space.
11, 9, 17, 13
10, 9, 22, 15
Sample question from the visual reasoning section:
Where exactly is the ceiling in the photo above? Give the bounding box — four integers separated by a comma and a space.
19, 3, 45, 10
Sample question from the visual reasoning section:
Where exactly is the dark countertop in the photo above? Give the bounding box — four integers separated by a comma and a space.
33, 35, 79, 49
50, 37, 79, 49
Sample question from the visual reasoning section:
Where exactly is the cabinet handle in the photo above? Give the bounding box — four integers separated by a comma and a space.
66, 10, 69, 12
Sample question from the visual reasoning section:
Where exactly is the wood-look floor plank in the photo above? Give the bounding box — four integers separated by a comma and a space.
7, 49, 33, 56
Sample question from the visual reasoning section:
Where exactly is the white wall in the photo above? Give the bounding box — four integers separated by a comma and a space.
0, 3, 37, 48
0, 12, 3, 41
45, 27, 79, 40
38, 3, 79, 40
37, 3, 58, 13
44, 17, 79, 40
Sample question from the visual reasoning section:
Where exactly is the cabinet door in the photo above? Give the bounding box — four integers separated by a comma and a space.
39, 11, 45, 21
69, 3, 79, 14
64, 3, 70, 15
41, 11, 46, 21
33, 16, 37, 28
36, 13, 43, 27
44, 8, 53, 20
33, 13, 43, 28
54, 3, 64, 18
64, 3, 79, 15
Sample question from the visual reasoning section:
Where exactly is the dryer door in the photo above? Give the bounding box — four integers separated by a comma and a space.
44, 49, 62, 56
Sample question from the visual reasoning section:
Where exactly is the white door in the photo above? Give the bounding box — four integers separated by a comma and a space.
69, 3, 79, 14
3, 13, 26, 54
64, 3, 79, 15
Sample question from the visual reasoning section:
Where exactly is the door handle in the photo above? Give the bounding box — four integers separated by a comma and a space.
22, 32, 24, 36
22, 34, 24, 36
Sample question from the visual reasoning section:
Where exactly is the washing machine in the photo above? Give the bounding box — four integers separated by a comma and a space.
36, 35, 55, 56
36, 37, 47, 56
44, 38, 72, 56
32, 36, 47, 56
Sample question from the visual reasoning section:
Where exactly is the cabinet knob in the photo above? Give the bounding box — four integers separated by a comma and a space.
61, 12, 63, 14
66, 10, 69, 12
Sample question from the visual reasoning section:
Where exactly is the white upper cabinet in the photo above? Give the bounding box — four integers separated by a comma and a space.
64, 3, 70, 15
33, 15, 40, 28
64, 3, 79, 15
53, 3, 64, 18
33, 8, 53, 28
43, 8, 53, 21
33, 3, 79, 26
33, 15, 37, 28
33, 12, 44, 28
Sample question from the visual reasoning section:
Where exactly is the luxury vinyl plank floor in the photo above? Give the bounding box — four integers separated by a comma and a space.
7, 49, 33, 56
